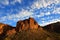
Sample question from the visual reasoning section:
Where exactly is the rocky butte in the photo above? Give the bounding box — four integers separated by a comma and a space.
16, 17, 40, 32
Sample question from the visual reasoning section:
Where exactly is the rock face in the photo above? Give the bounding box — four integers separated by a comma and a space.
0, 23, 16, 40
43, 22, 60, 33
0, 17, 41, 36
7, 28, 16, 36
16, 17, 39, 32
0, 23, 16, 36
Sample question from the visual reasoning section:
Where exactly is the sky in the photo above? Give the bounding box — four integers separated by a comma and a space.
0, 0, 60, 27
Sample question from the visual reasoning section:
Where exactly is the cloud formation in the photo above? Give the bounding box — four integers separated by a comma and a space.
0, 0, 22, 5
0, 8, 33, 22
31, 0, 59, 9
0, 0, 60, 26
53, 7, 60, 14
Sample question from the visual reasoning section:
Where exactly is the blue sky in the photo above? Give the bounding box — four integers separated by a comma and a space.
0, 0, 60, 26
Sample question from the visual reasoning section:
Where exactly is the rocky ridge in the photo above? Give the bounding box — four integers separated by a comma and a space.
0, 17, 60, 40
0, 17, 42, 37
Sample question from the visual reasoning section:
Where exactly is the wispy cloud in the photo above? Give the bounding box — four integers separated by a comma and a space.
0, 8, 33, 22
31, 0, 59, 9
10, 0, 22, 5
53, 8, 60, 14
0, 0, 22, 5
40, 19, 60, 26
0, 0, 9, 5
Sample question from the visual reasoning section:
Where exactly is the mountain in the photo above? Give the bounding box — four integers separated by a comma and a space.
43, 22, 60, 33
0, 17, 60, 40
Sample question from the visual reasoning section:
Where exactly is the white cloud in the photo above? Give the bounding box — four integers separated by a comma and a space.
10, 0, 22, 5
31, 0, 43, 9
31, 0, 59, 9
0, 9, 33, 22
45, 12, 51, 15
18, 9, 33, 17
53, 8, 60, 14
34, 12, 51, 18
0, 0, 9, 5
0, 0, 22, 5
40, 19, 60, 26
15, 0, 21, 3
34, 13, 45, 18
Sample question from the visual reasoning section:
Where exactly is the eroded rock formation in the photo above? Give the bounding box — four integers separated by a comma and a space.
16, 17, 39, 32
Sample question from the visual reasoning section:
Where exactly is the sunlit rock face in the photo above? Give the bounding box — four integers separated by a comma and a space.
0, 23, 5, 34
0, 23, 16, 40
43, 22, 60, 33
16, 17, 39, 32
0, 23, 16, 35
29, 18, 38, 29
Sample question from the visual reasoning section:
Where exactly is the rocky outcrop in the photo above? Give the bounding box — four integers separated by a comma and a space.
0, 17, 42, 36
0, 23, 16, 40
43, 22, 60, 33
16, 17, 39, 32
7, 28, 16, 36
0, 23, 16, 36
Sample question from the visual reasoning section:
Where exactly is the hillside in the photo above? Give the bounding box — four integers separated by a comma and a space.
0, 17, 60, 40
43, 22, 60, 33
